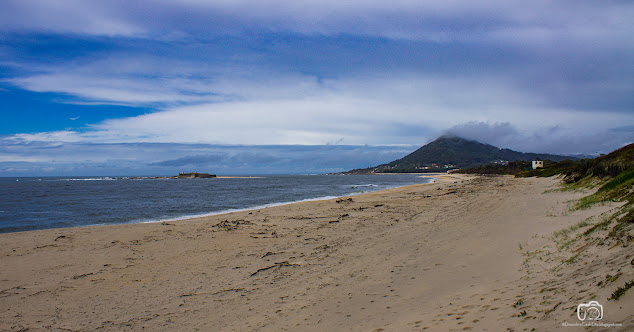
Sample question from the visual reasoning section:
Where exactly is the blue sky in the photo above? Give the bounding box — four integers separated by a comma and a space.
0, 0, 632, 175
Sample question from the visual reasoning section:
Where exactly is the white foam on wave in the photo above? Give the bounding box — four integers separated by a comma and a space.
139, 195, 346, 224
59, 177, 117, 181
345, 184, 379, 188
72, 177, 436, 228
138, 180, 433, 225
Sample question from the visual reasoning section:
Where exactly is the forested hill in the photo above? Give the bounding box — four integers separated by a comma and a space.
347, 136, 576, 173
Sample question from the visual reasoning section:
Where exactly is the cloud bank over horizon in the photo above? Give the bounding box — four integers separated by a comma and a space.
0, 0, 632, 175
0, 141, 416, 176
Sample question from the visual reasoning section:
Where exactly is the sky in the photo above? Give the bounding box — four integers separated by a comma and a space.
0, 0, 632, 175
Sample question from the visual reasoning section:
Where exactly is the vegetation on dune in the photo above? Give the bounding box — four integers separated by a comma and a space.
609, 280, 634, 301
527, 144, 633, 235
556, 145, 634, 233
458, 143, 634, 181
507, 143, 634, 309
446, 143, 634, 238
463, 142, 633, 313
458, 160, 539, 176
542, 143, 634, 183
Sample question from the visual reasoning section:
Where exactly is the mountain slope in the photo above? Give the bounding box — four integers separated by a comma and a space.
348, 136, 576, 173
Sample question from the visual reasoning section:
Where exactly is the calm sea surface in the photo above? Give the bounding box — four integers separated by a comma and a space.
0, 174, 433, 233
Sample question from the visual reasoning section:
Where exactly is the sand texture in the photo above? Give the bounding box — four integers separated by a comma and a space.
1, 175, 632, 331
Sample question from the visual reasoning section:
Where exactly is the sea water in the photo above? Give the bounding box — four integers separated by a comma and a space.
0, 174, 433, 233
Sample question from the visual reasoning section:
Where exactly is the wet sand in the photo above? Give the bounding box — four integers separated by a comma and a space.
1, 175, 632, 331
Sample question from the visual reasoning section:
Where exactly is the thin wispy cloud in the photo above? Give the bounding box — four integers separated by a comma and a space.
2, 1, 630, 43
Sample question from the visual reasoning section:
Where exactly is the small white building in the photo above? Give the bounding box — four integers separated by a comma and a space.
532, 160, 544, 169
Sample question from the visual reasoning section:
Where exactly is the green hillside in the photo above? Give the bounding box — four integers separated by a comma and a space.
460, 142, 634, 182
347, 136, 576, 174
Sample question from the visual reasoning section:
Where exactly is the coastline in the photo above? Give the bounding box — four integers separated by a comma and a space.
1, 174, 631, 330
1, 174, 433, 234
137, 193, 374, 227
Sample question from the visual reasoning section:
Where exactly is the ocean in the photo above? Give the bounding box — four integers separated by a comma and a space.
0, 174, 434, 233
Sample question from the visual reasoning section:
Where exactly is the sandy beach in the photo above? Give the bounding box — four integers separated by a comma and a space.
1, 175, 632, 331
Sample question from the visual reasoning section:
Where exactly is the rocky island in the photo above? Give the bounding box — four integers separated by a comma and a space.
176, 172, 217, 179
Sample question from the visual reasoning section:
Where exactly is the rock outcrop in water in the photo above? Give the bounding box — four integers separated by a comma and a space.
176, 172, 217, 179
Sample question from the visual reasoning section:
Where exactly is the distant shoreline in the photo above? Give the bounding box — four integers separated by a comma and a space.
215, 176, 263, 179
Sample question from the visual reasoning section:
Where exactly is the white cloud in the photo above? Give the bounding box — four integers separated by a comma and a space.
0, 0, 143, 36
8, 131, 83, 143
1, 0, 631, 44
8, 72, 630, 154
151, 0, 634, 45
11, 73, 212, 105
6, 57, 337, 106
4, 47, 631, 152
443, 121, 634, 156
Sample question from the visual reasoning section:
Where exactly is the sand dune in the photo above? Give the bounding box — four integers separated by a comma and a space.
1, 175, 632, 331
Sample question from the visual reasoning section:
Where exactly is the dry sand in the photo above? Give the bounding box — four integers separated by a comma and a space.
1, 175, 632, 331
